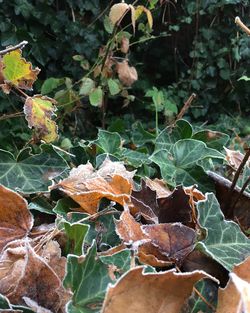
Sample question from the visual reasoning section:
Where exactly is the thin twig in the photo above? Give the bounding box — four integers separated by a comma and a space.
0, 41, 28, 55
0, 111, 24, 121
226, 148, 250, 217
235, 17, 250, 36
193, 286, 216, 312
231, 175, 250, 211
176, 93, 197, 120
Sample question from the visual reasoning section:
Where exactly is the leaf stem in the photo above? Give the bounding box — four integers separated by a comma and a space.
235, 17, 250, 36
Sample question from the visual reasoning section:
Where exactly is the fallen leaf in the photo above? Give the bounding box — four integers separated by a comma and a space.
0, 242, 62, 312
120, 37, 130, 54
145, 178, 171, 198
137, 242, 172, 267
52, 159, 134, 214
101, 267, 215, 313
217, 257, 250, 313
0, 185, 33, 252
224, 147, 246, 170
131, 180, 159, 223
24, 95, 58, 143
0, 49, 40, 91
157, 186, 193, 225
142, 223, 196, 262
116, 60, 138, 87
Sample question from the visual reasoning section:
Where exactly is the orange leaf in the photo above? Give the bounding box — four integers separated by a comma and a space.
52, 159, 134, 214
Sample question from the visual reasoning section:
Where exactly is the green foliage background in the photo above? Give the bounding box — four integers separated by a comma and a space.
0, 0, 250, 150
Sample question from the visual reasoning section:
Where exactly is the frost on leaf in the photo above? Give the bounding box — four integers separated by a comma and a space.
0, 49, 40, 92
116, 60, 138, 87
0, 185, 33, 251
24, 95, 58, 143
52, 159, 134, 214
101, 267, 214, 313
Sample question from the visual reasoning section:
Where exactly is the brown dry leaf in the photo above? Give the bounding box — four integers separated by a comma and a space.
224, 147, 246, 170
0, 185, 33, 252
120, 37, 130, 54
101, 267, 215, 313
184, 186, 205, 202
0, 242, 62, 312
137, 242, 172, 268
109, 3, 136, 32
115, 209, 148, 246
217, 256, 250, 313
142, 223, 196, 262
157, 186, 193, 225
145, 178, 171, 198
116, 60, 138, 87
131, 180, 159, 223
52, 159, 134, 214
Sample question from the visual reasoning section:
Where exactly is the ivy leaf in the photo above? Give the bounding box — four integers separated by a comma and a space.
196, 193, 250, 271
192, 130, 229, 150
180, 278, 218, 313
0, 49, 40, 91
120, 148, 150, 168
89, 87, 103, 107
155, 119, 193, 152
150, 139, 223, 190
64, 241, 112, 313
0, 144, 68, 193
64, 221, 89, 256
93, 130, 122, 154
24, 95, 58, 143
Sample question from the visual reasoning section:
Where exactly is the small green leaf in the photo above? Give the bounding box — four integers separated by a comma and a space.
196, 193, 250, 271
104, 15, 114, 34
108, 79, 121, 96
41, 77, 65, 95
79, 77, 95, 96
89, 87, 103, 107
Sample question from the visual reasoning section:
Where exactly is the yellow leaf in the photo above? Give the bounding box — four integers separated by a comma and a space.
24, 95, 58, 143
135, 5, 153, 29
0, 49, 40, 90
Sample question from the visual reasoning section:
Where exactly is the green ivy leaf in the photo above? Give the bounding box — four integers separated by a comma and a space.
131, 122, 155, 146
93, 129, 122, 154
150, 139, 223, 190
0, 144, 68, 193
64, 221, 89, 256
108, 79, 121, 96
196, 193, 250, 271
192, 130, 229, 150
180, 278, 218, 313
155, 119, 193, 152
100, 249, 131, 278
89, 87, 103, 107
64, 241, 112, 313
120, 148, 151, 168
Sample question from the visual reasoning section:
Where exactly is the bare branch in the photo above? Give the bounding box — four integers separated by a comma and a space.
0, 41, 28, 56
235, 17, 250, 36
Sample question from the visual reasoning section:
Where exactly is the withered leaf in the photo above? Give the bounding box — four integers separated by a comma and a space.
142, 223, 196, 262
0, 242, 62, 312
131, 180, 158, 223
24, 95, 58, 143
0, 49, 40, 91
120, 37, 130, 54
52, 159, 134, 214
158, 186, 192, 224
0, 185, 33, 252
116, 60, 138, 87
217, 256, 250, 313
145, 178, 171, 198
101, 267, 215, 313
224, 147, 246, 170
